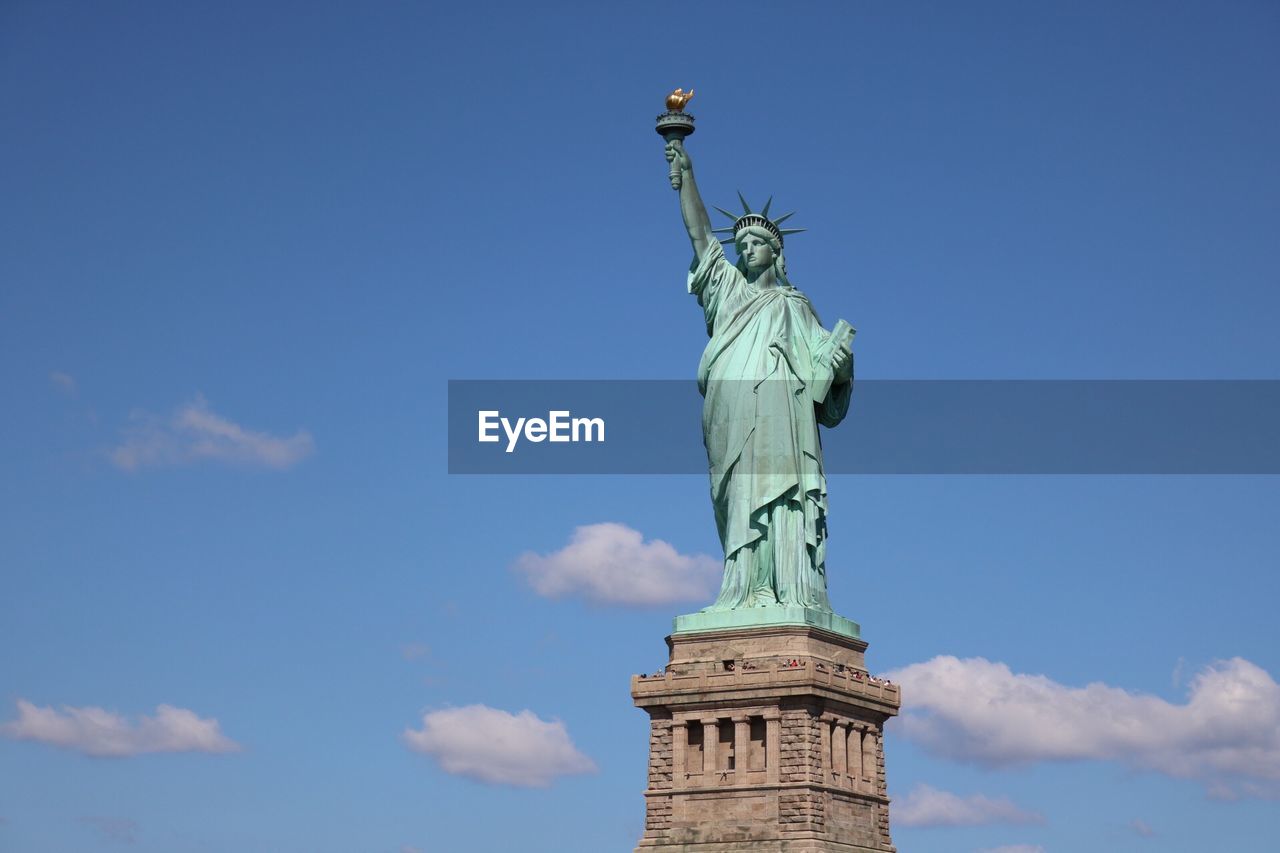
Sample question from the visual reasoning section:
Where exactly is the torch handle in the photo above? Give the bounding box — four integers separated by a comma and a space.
664, 132, 684, 190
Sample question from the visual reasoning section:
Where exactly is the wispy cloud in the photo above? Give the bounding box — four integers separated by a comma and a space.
110, 395, 314, 471
895, 784, 1044, 828
1129, 818, 1156, 837
887, 656, 1280, 798
403, 704, 596, 787
50, 371, 78, 396
401, 642, 430, 662
513, 523, 720, 606
80, 816, 139, 844
1, 700, 241, 758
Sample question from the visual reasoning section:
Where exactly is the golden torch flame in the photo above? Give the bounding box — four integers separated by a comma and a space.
665, 87, 694, 111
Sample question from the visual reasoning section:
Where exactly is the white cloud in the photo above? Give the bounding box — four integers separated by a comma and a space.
977, 846, 1044, 853
513, 523, 720, 606
895, 783, 1043, 828
1130, 818, 1155, 837
50, 371, 78, 395
401, 642, 430, 661
886, 656, 1280, 798
110, 395, 314, 470
402, 704, 596, 787
80, 816, 139, 844
1, 700, 241, 757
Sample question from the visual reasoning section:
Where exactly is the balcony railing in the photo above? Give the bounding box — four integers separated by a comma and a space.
632, 660, 900, 703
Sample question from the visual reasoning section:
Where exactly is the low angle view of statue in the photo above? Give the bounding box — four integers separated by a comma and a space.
635, 91, 895, 853
659, 92, 856, 617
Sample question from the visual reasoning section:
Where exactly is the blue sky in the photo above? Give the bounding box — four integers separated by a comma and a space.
2, 2, 1278, 851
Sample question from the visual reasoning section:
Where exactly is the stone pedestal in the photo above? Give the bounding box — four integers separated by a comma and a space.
632, 624, 899, 853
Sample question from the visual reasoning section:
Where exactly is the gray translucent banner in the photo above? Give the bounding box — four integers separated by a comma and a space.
447, 380, 1280, 474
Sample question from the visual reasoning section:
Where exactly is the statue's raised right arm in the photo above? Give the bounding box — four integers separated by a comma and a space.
665, 140, 714, 258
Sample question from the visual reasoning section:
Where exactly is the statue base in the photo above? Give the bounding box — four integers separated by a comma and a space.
673, 606, 861, 641
632, 623, 899, 852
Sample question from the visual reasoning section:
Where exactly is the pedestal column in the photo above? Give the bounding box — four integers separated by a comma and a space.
833, 719, 849, 781
849, 724, 865, 790
765, 713, 781, 785
733, 716, 751, 784
861, 725, 877, 794
701, 718, 719, 775
671, 719, 686, 786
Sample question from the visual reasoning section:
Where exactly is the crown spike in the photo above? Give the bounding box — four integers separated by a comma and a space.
712, 196, 804, 249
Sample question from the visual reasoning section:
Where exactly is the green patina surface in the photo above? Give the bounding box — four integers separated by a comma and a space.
672, 605, 861, 639
663, 119, 859, 636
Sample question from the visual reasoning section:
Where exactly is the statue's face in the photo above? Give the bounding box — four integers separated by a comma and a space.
738, 232, 776, 273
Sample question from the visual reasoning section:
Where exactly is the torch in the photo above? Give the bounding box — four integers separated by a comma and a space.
656, 88, 695, 190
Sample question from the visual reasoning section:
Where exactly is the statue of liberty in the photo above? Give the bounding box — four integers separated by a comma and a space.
663, 132, 855, 623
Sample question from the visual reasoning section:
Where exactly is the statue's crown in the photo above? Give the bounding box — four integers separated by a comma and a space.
712, 193, 805, 249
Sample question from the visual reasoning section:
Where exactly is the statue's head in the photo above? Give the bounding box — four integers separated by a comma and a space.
712, 194, 804, 283
735, 225, 780, 273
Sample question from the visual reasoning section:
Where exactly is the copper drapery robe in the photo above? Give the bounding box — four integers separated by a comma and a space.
689, 243, 851, 611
